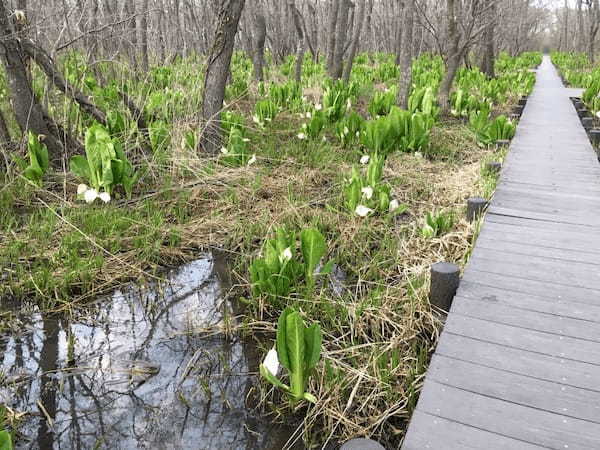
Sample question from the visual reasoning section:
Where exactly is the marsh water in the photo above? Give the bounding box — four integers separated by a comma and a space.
0, 254, 303, 449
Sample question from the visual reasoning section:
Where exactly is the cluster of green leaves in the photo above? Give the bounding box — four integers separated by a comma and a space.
361, 107, 433, 155
344, 153, 405, 216
71, 123, 139, 197
420, 210, 455, 238
15, 132, 49, 187
322, 79, 358, 122
299, 107, 327, 140
260, 307, 322, 404
469, 106, 516, 146
221, 127, 253, 166
254, 99, 278, 127
551, 52, 594, 87
335, 112, 364, 147
269, 80, 302, 110
368, 87, 397, 117
0, 406, 13, 450
249, 228, 332, 305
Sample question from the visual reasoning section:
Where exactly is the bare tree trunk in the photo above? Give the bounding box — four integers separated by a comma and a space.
200, 0, 245, 155
577, 0, 584, 53
252, 3, 267, 82
326, 0, 340, 74
343, 0, 370, 82
141, 0, 149, 71
0, 0, 65, 158
289, 1, 306, 83
588, 0, 600, 63
480, 0, 496, 78
397, 0, 414, 109
440, 0, 460, 114
330, 0, 351, 79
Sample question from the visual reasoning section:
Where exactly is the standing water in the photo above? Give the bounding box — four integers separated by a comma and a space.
0, 255, 302, 449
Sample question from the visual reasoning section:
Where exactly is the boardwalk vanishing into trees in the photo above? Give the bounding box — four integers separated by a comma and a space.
402, 56, 600, 449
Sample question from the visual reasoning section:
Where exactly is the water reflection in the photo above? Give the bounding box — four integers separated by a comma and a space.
0, 255, 301, 449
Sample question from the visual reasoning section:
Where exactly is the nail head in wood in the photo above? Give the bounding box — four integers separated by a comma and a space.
430, 262, 460, 313
341, 439, 386, 450
466, 197, 488, 222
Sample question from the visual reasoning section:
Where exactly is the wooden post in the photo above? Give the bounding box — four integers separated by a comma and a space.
430, 262, 460, 312
341, 438, 386, 450
486, 161, 502, 173
467, 197, 488, 222
582, 117, 593, 131
589, 129, 600, 146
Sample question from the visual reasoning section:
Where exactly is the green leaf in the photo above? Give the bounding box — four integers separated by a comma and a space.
300, 228, 326, 280
286, 311, 306, 400
259, 364, 290, 392
0, 430, 12, 450
304, 322, 322, 370
276, 307, 293, 371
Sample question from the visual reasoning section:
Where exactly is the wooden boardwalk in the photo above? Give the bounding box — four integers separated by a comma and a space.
402, 56, 600, 449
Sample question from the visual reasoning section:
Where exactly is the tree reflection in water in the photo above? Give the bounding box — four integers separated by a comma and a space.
0, 255, 300, 449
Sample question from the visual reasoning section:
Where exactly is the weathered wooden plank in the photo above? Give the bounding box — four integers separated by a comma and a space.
486, 212, 600, 234
444, 314, 600, 366
459, 271, 600, 303
427, 355, 600, 424
402, 411, 545, 450
456, 282, 600, 321
451, 296, 600, 341
467, 249, 600, 290
476, 233, 600, 263
437, 333, 600, 392
415, 381, 600, 450
487, 206, 600, 227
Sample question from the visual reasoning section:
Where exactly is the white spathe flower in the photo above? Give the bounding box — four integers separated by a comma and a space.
247, 154, 257, 166
306, 111, 312, 119
315, 103, 322, 111
242, 137, 250, 143
252, 115, 260, 124
355, 205, 373, 217
281, 247, 293, 262
84, 189, 98, 204
77, 184, 88, 195
596, 111, 600, 119
415, 152, 423, 159
346, 98, 352, 110
220, 146, 229, 154
322, 136, 327, 142
389, 199, 400, 212
99, 191, 111, 203
344, 126, 349, 135
361, 186, 374, 199
297, 133, 307, 140
263, 348, 280, 376
360, 155, 370, 165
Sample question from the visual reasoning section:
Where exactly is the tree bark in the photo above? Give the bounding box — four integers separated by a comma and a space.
200, 0, 245, 155
343, 0, 370, 83
326, 0, 340, 74
289, 1, 306, 83
0, 0, 65, 158
397, 0, 415, 109
252, 2, 267, 82
330, 0, 351, 79
480, 0, 496, 78
141, 0, 149, 71
440, 0, 460, 114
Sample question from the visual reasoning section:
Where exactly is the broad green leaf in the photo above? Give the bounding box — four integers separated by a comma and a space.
304, 323, 322, 370
300, 228, 326, 279
0, 430, 12, 450
286, 311, 306, 400
70, 155, 91, 182
276, 307, 293, 371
